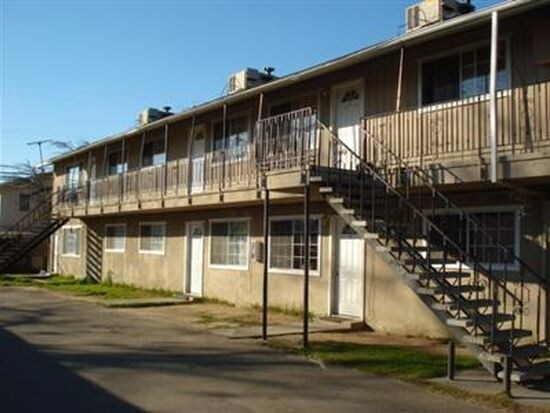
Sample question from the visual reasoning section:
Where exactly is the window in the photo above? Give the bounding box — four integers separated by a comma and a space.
105, 224, 126, 252
212, 116, 250, 157
62, 227, 81, 256
139, 222, 165, 254
210, 220, 249, 268
107, 151, 128, 175
142, 140, 166, 167
66, 164, 81, 190
421, 42, 508, 105
269, 217, 320, 273
19, 193, 31, 212
429, 208, 519, 267
270, 102, 292, 116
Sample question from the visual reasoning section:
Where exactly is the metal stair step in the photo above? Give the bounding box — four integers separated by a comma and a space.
319, 187, 333, 194
350, 220, 367, 228
497, 360, 550, 383
403, 257, 457, 265
417, 284, 483, 296
327, 197, 344, 205
446, 313, 514, 328
463, 329, 532, 345
406, 271, 471, 281
432, 298, 498, 311
309, 176, 324, 183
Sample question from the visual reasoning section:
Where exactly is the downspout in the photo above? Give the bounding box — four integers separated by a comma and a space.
396, 46, 405, 112
489, 10, 499, 183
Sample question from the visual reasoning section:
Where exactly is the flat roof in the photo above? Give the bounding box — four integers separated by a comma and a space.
50, 0, 547, 163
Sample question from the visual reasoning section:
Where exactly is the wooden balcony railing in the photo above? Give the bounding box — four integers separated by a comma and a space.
57, 144, 258, 209
363, 81, 550, 167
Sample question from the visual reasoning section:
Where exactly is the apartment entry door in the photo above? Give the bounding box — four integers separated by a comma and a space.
335, 221, 364, 318
191, 130, 205, 193
333, 79, 365, 169
186, 222, 204, 296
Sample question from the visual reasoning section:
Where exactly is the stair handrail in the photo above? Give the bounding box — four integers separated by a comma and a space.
361, 123, 546, 286
0, 188, 63, 244
311, 119, 525, 312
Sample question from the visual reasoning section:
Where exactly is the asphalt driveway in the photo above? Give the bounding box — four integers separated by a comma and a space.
0, 287, 498, 413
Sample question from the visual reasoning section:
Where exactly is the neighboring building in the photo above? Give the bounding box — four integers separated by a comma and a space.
46, 0, 550, 382
0, 174, 53, 272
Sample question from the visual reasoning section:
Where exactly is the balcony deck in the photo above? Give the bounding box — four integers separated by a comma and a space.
363, 80, 550, 184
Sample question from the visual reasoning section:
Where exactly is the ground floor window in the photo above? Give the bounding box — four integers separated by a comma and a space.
429, 207, 520, 267
210, 220, 249, 268
105, 224, 126, 252
139, 222, 166, 254
62, 226, 81, 256
269, 217, 320, 274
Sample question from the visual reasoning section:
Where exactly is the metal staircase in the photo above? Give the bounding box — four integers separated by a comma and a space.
256, 107, 550, 386
0, 190, 68, 274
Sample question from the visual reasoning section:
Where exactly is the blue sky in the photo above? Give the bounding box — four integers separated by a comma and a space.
1, 0, 501, 167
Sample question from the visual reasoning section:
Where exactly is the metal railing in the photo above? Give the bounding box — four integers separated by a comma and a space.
255, 108, 545, 360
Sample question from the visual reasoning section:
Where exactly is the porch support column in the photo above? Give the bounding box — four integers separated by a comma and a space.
138, 131, 146, 203
262, 177, 269, 341
101, 144, 108, 209
396, 46, 405, 112
187, 115, 196, 198
489, 10, 499, 183
163, 122, 169, 198
120, 136, 126, 204
86, 150, 92, 207
303, 170, 311, 349
221, 103, 227, 191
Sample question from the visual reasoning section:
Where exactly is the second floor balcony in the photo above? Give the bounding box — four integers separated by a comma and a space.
56, 80, 550, 217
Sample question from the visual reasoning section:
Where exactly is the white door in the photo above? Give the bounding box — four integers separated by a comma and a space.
336, 223, 364, 317
333, 80, 364, 169
187, 222, 204, 296
191, 131, 205, 193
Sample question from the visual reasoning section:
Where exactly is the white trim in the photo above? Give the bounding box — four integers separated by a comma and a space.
208, 217, 250, 271
104, 223, 127, 253
186, 220, 205, 297
268, 214, 322, 277
138, 221, 166, 255
424, 204, 522, 271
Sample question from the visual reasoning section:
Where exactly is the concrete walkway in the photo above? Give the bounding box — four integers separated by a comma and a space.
431, 368, 550, 410
0, 287, 499, 413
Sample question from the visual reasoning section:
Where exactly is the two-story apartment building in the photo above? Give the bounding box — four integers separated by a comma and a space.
0, 174, 53, 272
44, 0, 550, 382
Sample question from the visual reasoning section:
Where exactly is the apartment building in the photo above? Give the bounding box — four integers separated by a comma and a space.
41, 0, 550, 384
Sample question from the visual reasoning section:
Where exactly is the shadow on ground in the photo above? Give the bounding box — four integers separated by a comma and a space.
0, 327, 143, 412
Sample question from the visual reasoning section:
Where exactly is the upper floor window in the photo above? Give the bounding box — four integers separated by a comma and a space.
213, 116, 249, 157
421, 41, 508, 106
108, 151, 128, 175
66, 164, 81, 190
142, 140, 166, 167
19, 193, 31, 212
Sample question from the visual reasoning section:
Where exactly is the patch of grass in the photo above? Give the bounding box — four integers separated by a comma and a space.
250, 303, 314, 320
196, 312, 259, 328
0, 274, 174, 300
195, 297, 236, 307
270, 340, 480, 380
